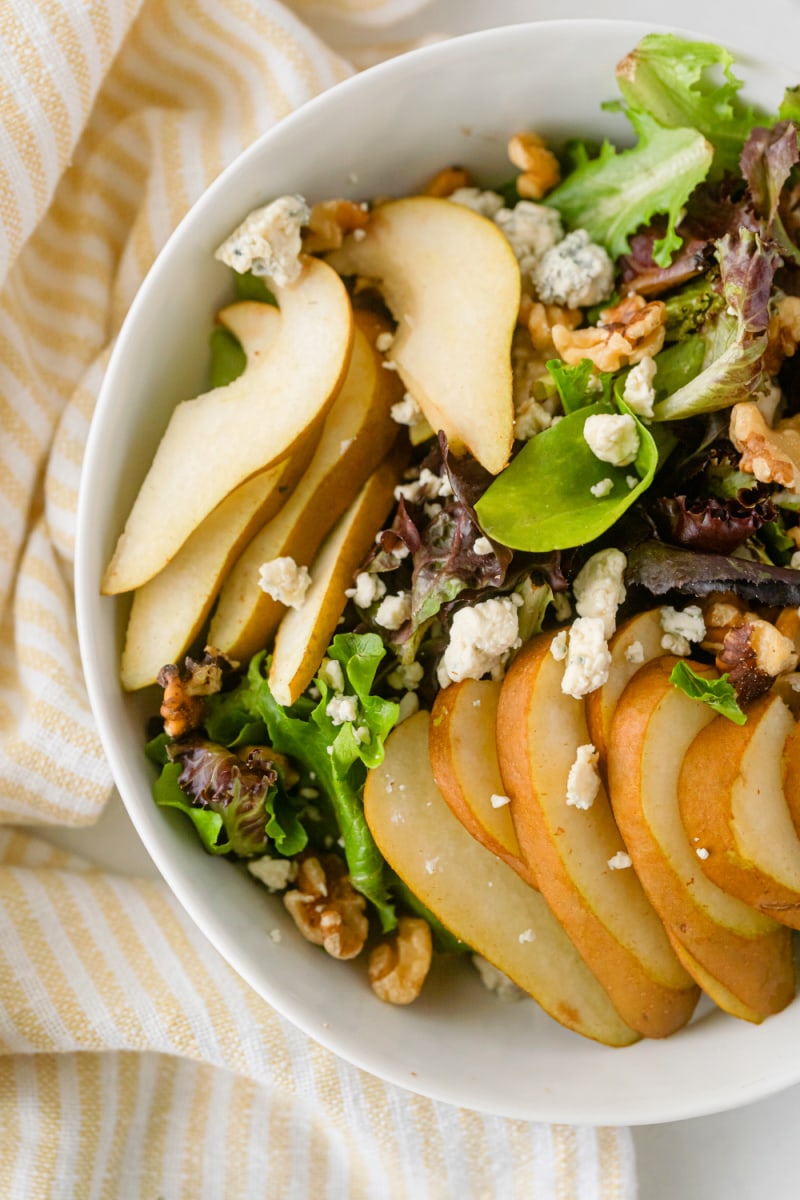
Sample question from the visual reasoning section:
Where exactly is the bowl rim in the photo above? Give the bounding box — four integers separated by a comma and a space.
75, 16, 800, 1125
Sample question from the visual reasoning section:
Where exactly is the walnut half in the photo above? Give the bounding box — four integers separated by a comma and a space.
368, 916, 432, 1005
551, 293, 666, 372
283, 854, 368, 960
157, 646, 237, 738
730, 402, 800, 490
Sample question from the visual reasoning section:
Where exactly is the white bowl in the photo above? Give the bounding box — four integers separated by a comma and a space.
76, 18, 800, 1124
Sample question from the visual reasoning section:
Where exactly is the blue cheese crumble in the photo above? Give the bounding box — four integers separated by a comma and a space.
583, 412, 640, 468
532, 229, 614, 309
214, 195, 310, 287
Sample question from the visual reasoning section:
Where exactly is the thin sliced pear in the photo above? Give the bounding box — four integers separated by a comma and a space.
429, 679, 537, 889
679, 694, 800, 929
120, 432, 316, 690
209, 311, 402, 662
328, 196, 518, 475
364, 711, 639, 1047
665, 936, 766, 1024
608, 656, 794, 1021
783, 721, 800, 837
102, 259, 353, 595
268, 457, 400, 706
586, 608, 666, 765
497, 634, 698, 1038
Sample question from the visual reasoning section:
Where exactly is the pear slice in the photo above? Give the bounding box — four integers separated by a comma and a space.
328, 196, 519, 475
102, 258, 353, 595
209, 311, 402, 662
497, 633, 699, 1037
268, 457, 400, 706
364, 711, 639, 1047
428, 679, 538, 889
608, 656, 794, 1022
585, 608, 666, 765
679, 693, 800, 929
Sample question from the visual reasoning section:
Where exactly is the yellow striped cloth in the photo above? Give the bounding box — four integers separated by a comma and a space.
0, 0, 636, 1194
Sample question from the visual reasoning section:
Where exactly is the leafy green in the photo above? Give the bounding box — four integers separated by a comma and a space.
237, 637, 399, 930
208, 327, 246, 389
514, 579, 555, 643
546, 359, 612, 413
546, 111, 713, 265
663, 277, 724, 342
616, 33, 768, 177
233, 270, 277, 305
475, 400, 661, 552
779, 86, 800, 126
390, 875, 470, 954
669, 661, 747, 725
154, 763, 232, 855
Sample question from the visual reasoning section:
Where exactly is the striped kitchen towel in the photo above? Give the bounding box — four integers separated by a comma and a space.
0, 0, 636, 1195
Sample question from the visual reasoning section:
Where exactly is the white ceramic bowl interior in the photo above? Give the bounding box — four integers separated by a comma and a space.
76, 19, 800, 1124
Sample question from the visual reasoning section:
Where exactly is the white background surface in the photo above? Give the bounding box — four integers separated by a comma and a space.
44, 1, 800, 1195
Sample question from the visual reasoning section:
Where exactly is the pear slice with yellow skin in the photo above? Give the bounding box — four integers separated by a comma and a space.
102, 257, 353, 595
586, 608, 666, 766
209, 311, 402, 663
364, 711, 639, 1047
268, 456, 400, 706
328, 196, 519, 475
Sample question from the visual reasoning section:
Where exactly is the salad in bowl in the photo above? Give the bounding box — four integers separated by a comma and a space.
81, 22, 800, 1119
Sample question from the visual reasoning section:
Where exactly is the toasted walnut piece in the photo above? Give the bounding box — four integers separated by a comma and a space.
749, 617, 799, 676
284, 854, 368, 960
717, 617, 798, 703
765, 295, 800, 374
730, 402, 800, 490
302, 199, 369, 254
527, 301, 582, 354
368, 916, 433, 1005
552, 294, 666, 372
424, 166, 471, 197
156, 647, 237, 738
700, 593, 748, 656
776, 605, 800, 655
507, 133, 561, 199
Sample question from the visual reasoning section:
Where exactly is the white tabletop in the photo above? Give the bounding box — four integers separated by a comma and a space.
44, 1, 800, 1194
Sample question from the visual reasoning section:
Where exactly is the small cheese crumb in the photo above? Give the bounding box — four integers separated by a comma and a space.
473, 536, 494, 555
561, 617, 612, 698
387, 661, 425, 691
625, 640, 645, 665
269, 929, 283, 944
299, 787, 319, 800
573, 548, 627, 639
660, 605, 706, 658
696, 847, 710, 860
490, 793, 511, 809
550, 630, 569, 661
258, 556, 311, 609
397, 692, 420, 723
441, 597, 521, 684
376, 331, 394, 353
566, 743, 601, 810
622, 355, 657, 419
318, 658, 345, 693
553, 592, 572, 622
390, 392, 422, 425
626, 475, 639, 490
608, 851, 632, 871
214, 195, 310, 286
590, 478, 614, 498
326, 693, 358, 726
518, 928, 536, 944
248, 858, 298, 892
345, 570, 387, 609
472, 955, 524, 1002
374, 591, 412, 631
351, 228, 366, 242
353, 725, 370, 745
583, 413, 639, 467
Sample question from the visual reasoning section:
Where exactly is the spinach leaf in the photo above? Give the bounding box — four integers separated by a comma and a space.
669, 661, 747, 724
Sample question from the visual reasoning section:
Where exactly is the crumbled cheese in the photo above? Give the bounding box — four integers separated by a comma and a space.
561, 617, 612, 698
258, 556, 311, 609
583, 413, 640, 468
696, 847, 710, 860
552, 592, 572, 622
573, 548, 627, 639
623, 355, 657, 419
490, 793, 511, 809
351, 228, 366, 242
391, 392, 423, 426
299, 787, 319, 800
660, 605, 706, 658
608, 851, 632, 870
387, 661, 425, 691
397, 692, 420, 723
448, 187, 505, 219
518, 928, 536, 944
374, 591, 412, 631
214, 195, 310, 286
318, 658, 345, 693
550, 630, 569, 661
566, 743, 601, 810
473, 536, 494, 555
326, 694, 358, 726
394, 467, 450, 504
346, 570, 387, 608
590, 478, 614, 498
353, 725, 370, 745
269, 929, 283, 944
493, 201, 563, 279
382, 360, 399, 372
532, 228, 614, 309
625, 640, 645, 665
376, 331, 394, 353
442, 597, 521, 684
471, 955, 524, 1001
791, 551, 800, 570
511, 327, 555, 442
626, 475, 639, 490
248, 857, 298, 892
515, 396, 554, 441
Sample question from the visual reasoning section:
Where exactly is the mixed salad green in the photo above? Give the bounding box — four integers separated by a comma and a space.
149, 33, 800, 969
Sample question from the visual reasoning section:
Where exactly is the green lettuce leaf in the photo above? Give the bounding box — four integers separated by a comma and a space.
669, 661, 747, 725
546, 358, 612, 413
616, 33, 768, 177
208, 327, 246, 389
546, 111, 713, 265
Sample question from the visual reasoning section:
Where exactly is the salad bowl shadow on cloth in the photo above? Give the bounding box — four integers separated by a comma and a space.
76, 19, 800, 1124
